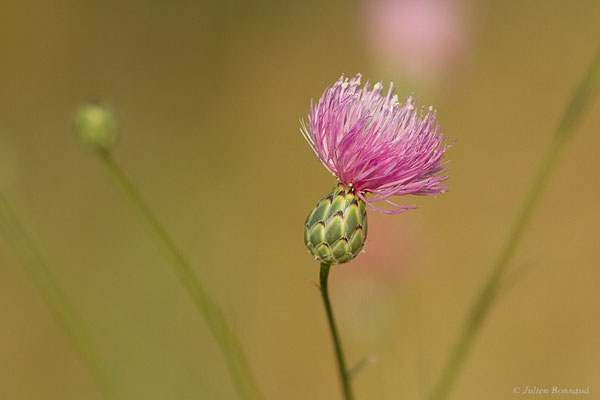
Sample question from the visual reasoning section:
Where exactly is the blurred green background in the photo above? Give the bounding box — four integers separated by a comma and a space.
1, 0, 599, 399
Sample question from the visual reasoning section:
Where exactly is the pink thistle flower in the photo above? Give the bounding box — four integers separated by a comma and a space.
301, 73, 450, 214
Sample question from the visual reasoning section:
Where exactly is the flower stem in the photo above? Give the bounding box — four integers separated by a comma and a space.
0, 192, 120, 399
94, 149, 262, 400
319, 263, 354, 400
428, 47, 600, 400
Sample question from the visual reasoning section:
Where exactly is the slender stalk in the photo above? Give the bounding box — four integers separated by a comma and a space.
319, 263, 353, 400
429, 47, 600, 400
95, 149, 262, 400
0, 193, 120, 399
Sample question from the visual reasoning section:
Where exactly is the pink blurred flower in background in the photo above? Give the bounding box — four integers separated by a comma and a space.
361, 0, 470, 84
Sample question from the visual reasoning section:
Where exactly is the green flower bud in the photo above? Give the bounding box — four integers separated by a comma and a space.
73, 102, 119, 150
304, 183, 368, 265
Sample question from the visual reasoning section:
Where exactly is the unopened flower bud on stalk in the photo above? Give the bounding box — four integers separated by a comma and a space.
73, 102, 119, 150
304, 183, 368, 264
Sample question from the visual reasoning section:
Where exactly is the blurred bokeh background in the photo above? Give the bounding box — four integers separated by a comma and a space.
1, 0, 599, 399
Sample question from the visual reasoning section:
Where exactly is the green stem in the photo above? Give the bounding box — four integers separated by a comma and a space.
0, 193, 120, 399
320, 263, 353, 400
95, 150, 261, 400
429, 47, 600, 400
